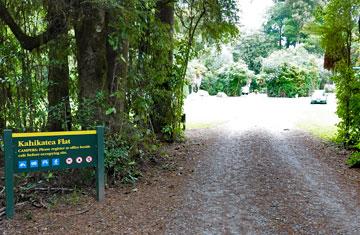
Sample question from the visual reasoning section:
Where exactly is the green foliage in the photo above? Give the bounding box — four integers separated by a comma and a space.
263, 1, 290, 48
105, 123, 159, 184
333, 64, 360, 145
233, 33, 276, 74
105, 142, 139, 184
201, 61, 252, 96
262, 46, 323, 70
172, 0, 239, 139
0, 1, 49, 132
0, 0, 238, 185
302, 35, 324, 55
346, 152, 360, 168
250, 75, 267, 93
260, 46, 324, 97
265, 64, 317, 98
73, 92, 107, 130
313, 0, 360, 145
263, 0, 322, 49
0, 38, 48, 131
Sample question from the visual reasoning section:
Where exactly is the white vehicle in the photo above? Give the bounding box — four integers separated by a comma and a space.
311, 90, 327, 104
241, 86, 250, 95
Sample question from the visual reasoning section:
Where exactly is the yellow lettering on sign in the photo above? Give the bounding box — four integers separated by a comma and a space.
18, 141, 25, 147
17, 140, 56, 147
18, 148, 38, 153
17, 139, 72, 147
57, 139, 71, 145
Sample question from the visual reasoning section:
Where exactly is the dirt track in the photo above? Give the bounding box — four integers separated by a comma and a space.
3, 95, 360, 234
166, 126, 360, 234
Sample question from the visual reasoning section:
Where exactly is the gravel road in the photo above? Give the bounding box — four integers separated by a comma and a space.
166, 126, 360, 234
165, 94, 360, 234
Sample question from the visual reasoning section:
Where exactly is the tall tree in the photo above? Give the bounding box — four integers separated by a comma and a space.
105, 8, 129, 133
233, 33, 276, 74
172, 0, 238, 138
47, 1, 71, 131
0, 0, 71, 131
316, 0, 360, 144
151, 0, 175, 139
264, 0, 322, 48
73, 1, 108, 128
264, 2, 289, 48
0, 1, 67, 50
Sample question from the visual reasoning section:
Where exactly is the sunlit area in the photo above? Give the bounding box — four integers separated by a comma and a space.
185, 93, 338, 137
184, 0, 341, 142
1, 0, 360, 233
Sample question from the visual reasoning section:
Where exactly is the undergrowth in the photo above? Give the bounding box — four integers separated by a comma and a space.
346, 152, 360, 168
346, 143, 360, 168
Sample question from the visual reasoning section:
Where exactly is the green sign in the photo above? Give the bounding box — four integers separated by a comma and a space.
3, 126, 105, 219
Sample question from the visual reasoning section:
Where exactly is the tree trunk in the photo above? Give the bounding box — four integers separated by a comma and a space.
0, 83, 6, 132
151, 0, 175, 139
105, 10, 129, 133
156, 0, 174, 63
46, 2, 70, 131
46, 2, 71, 131
279, 24, 283, 49
0, 0, 67, 51
285, 38, 290, 48
74, 2, 107, 128
47, 37, 71, 131
0, 29, 6, 132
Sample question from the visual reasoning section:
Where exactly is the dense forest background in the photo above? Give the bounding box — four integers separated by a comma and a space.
0, 0, 239, 182
192, 0, 359, 146
0, 0, 359, 181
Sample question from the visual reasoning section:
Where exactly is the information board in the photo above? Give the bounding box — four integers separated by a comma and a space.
3, 126, 105, 219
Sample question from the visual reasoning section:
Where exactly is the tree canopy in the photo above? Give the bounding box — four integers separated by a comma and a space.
0, 0, 239, 181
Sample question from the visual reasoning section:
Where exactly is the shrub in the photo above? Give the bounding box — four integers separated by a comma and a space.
262, 46, 322, 71
250, 74, 267, 93
346, 152, 360, 168
260, 46, 325, 98
201, 61, 253, 96
265, 64, 318, 98
105, 121, 159, 185
334, 65, 360, 145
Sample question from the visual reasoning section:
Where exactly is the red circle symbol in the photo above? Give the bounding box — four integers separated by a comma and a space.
86, 156, 93, 163
76, 157, 83, 164
66, 158, 73, 165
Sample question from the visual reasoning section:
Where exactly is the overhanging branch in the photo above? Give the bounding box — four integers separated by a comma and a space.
0, 1, 67, 50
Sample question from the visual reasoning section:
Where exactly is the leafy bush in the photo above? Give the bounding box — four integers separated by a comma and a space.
186, 60, 208, 93
201, 61, 253, 96
346, 152, 360, 168
264, 64, 318, 98
250, 75, 267, 93
260, 46, 325, 98
334, 65, 360, 145
105, 114, 159, 184
105, 122, 159, 185
262, 46, 322, 70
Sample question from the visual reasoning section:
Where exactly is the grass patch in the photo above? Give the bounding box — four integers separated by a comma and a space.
297, 122, 338, 142
346, 152, 360, 168
48, 189, 83, 208
186, 121, 223, 130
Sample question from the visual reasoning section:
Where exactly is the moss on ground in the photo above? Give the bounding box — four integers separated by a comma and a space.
297, 122, 338, 142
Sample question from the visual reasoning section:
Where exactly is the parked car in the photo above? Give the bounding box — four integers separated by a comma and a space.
311, 90, 327, 104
